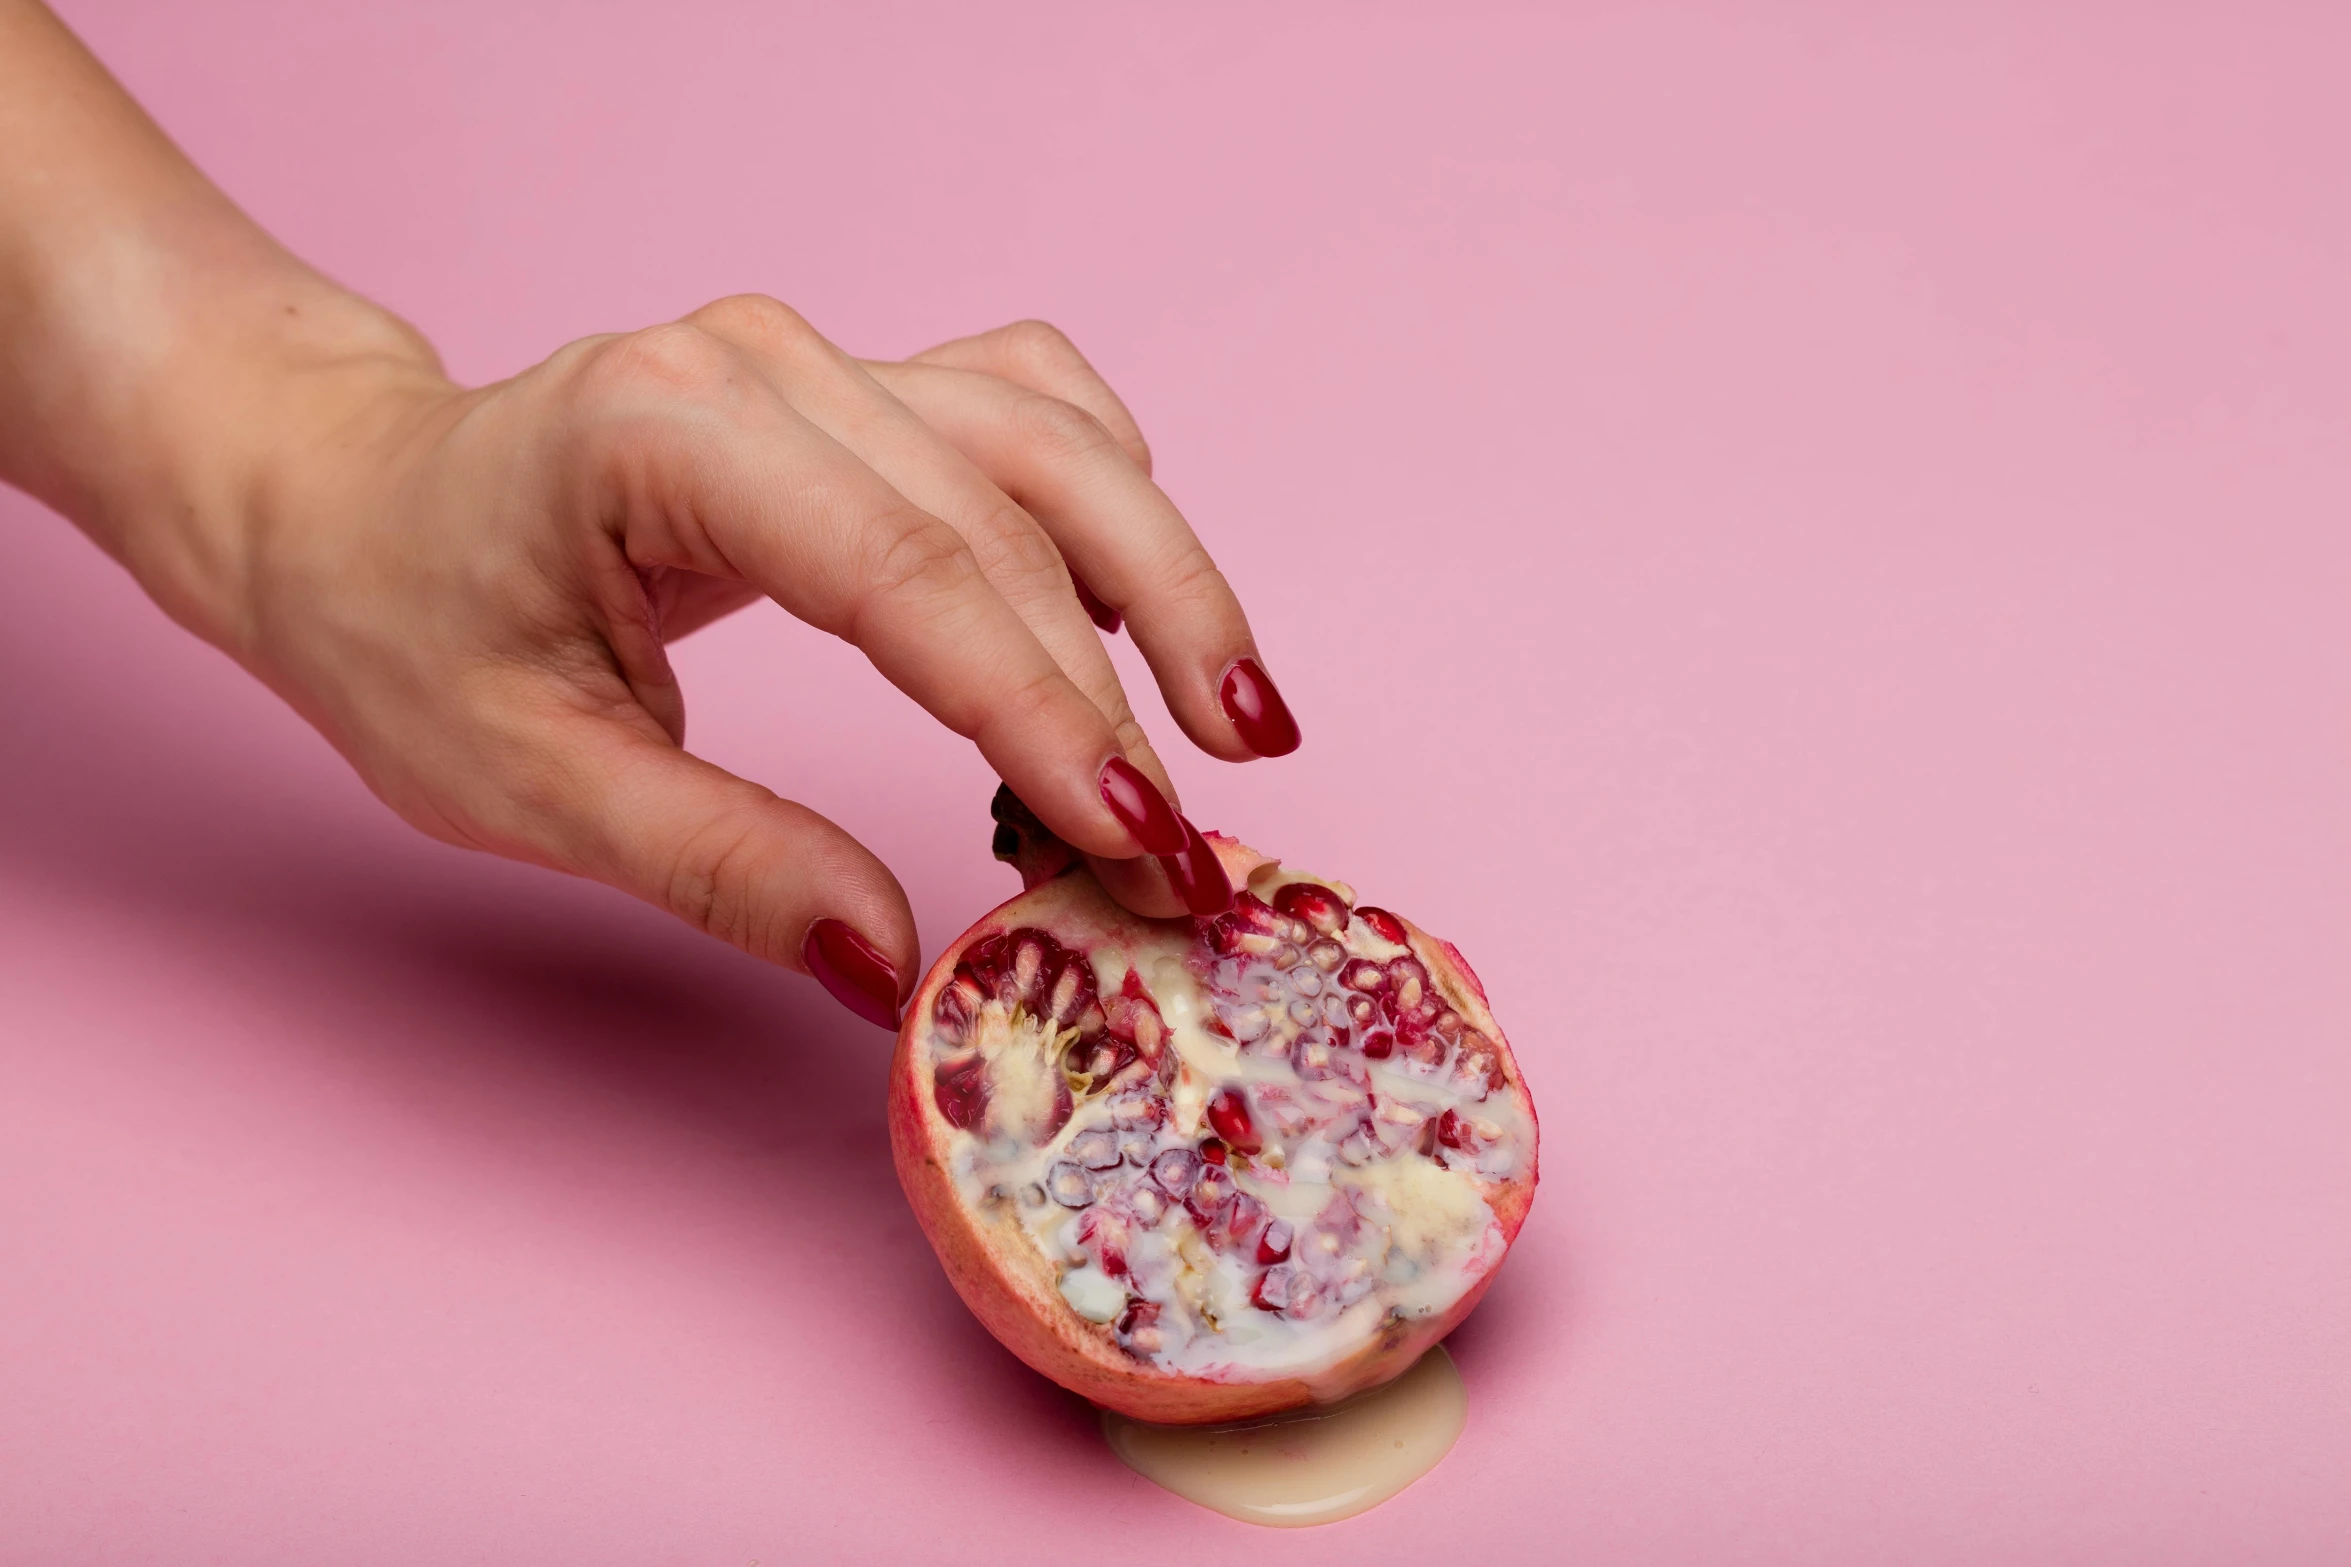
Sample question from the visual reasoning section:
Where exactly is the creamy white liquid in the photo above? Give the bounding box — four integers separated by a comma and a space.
1100, 1346, 1467, 1527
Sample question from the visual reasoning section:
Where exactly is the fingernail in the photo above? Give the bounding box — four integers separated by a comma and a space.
1100, 756, 1187, 856
1220, 657, 1301, 757
1160, 815, 1235, 916
1072, 573, 1122, 635
803, 918, 901, 1029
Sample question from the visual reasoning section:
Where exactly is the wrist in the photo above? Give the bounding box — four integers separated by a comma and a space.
68, 262, 453, 657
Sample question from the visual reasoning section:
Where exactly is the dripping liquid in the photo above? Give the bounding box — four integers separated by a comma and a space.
1099, 1346, 1467, 1527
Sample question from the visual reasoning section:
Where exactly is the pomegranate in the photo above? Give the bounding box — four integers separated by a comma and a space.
888, 790, 1539, 1424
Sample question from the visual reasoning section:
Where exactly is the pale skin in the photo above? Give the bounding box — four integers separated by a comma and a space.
0, 1, 1300, 1026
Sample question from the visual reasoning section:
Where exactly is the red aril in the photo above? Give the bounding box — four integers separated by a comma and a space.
889, 792, 1539, 1425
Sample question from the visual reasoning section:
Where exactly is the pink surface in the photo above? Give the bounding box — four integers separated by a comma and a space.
4, 3, 2347, 1560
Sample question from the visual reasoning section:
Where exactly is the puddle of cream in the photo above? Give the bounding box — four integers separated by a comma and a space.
1100, 1346, 1467, 1527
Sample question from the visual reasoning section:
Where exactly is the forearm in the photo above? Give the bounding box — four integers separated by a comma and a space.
0, 0, 444, 645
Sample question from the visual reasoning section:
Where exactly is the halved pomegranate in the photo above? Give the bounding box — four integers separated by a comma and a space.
888, 792, 1539, 1424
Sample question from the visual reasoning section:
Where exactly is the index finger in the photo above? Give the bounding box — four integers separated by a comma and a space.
572, 327, 1182, 872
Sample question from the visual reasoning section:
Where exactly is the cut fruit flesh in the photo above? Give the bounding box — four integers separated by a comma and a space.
889, 825, 1539, 1424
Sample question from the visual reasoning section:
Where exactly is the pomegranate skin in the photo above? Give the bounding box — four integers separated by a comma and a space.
888, 833, 1538, 1425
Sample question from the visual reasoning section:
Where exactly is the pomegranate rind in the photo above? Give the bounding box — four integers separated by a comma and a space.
888, 835, 1538, 1425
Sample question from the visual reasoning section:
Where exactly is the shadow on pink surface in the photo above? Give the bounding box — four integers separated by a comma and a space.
0, 508, 1108, 1428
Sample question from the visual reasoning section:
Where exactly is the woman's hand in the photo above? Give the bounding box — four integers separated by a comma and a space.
212, 302, 1303, 1025
0, 2, 1302, 1026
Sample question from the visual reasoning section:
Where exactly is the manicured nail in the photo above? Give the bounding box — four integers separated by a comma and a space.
1100, 756, 1187, 856
1159, 815, 1235, 916
1072, 573, 1122, 635
1220, 657, 1301, 757
803, 918, 901, 1029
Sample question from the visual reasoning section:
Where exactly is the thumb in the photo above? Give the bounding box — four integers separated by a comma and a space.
528, 714, 919, 1029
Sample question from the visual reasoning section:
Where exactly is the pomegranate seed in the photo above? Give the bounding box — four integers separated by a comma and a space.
1104, 969, 1169, 1062
933, 1055, 989, 1129
1209, 1192, 1270, 1253
1226, 893, 1281, 934
1041, 1078, 1074, 1142
1199, 1138, 1227, 1165
1205, 1087, 1262, 1153
1150, 1147, 1202, 1198
1401, 1028, 1447, 1068
1289, 1030, 1366, 1084
1185, 1164, 1236, 1226
1128, 1184, 1167, 1224
933, 967, 987, 1046
1357, 907, 1409, 946
1251, 1264, 1295, 1311
1373, 1105, 1429, 1153
1108, 1093, 1165, 1129
1009, 931, 1049, 994
962, 934, 1006, 990
1360, 1029, 1396, 1060
1340, 961, 1387, 993
1070, 1129, 1122, 1170
1307, 939, 1346, 972
1047, 1161, 1094, 1207
1052, 964, 1103, 1031
1445, 1033, 1505, 1098
1257, 1219, 1294, 1263
1273, 882, 1352, 937
1078, 1205, 1127, 1256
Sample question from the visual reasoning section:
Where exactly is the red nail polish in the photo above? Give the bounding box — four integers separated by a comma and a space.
1072, 573, 1122, 635
1220, 657, 1301, 757
1160, 815, 1235, 916
803, 918, 902, 1029
1100, 757, 1187, 856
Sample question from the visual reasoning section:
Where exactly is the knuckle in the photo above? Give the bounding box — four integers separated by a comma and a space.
964, 501, 1067, 584
990, 665, 1070, 739
581, 322, 739, 406
690, 293, 820, 357
1158, 543, 1234, 610
862, 512, 984, 607
998, 317, 1082, 367
1010, 391, 1117, 463
664, 809, 772, 952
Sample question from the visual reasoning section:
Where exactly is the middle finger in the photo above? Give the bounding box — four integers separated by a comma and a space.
686, 298, 1162, 776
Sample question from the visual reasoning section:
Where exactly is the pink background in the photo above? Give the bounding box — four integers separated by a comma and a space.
4, 3, 2346, 1561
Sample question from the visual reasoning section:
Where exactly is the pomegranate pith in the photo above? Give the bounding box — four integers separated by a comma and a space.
888, 819, 1539, 1425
